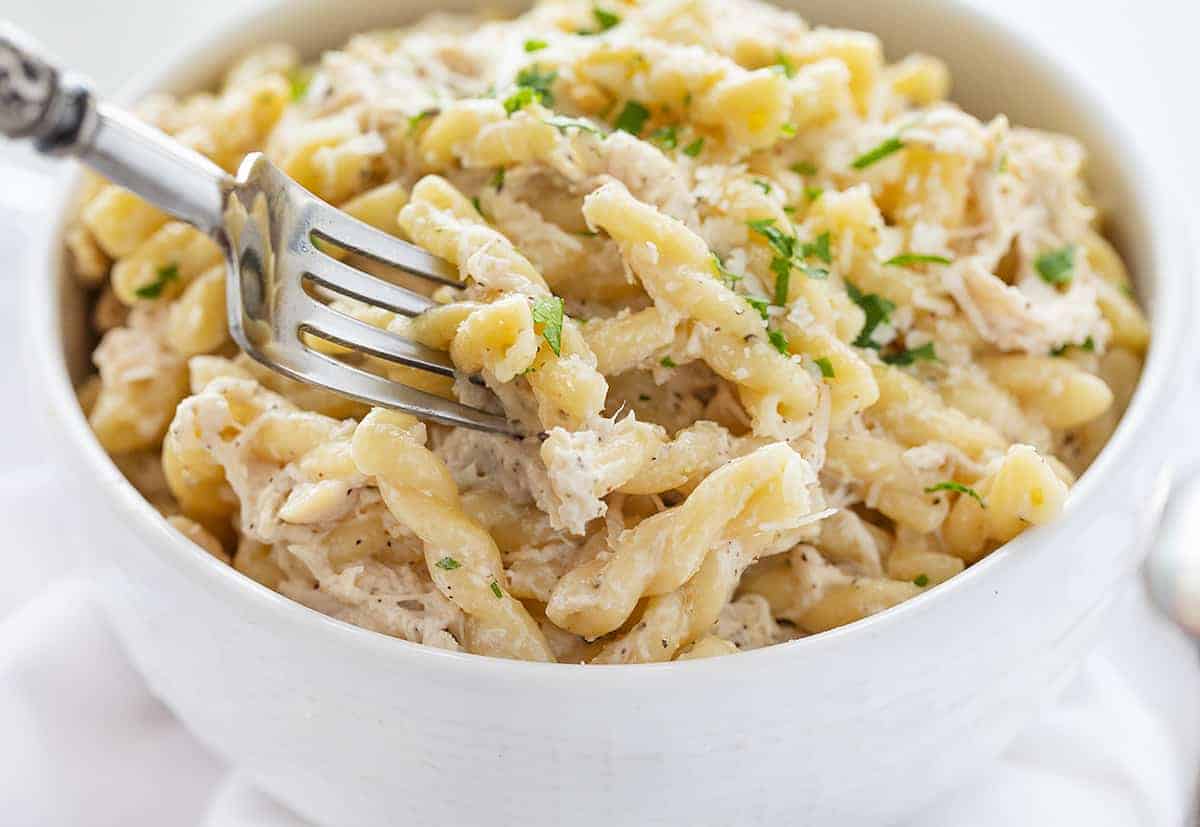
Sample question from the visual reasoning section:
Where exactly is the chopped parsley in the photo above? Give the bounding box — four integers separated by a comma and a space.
805, 186, 824, 202
997, 152, 1009, 173
650, 125, 678, 149
925, 481, 985, 507
747, 219, 828, 304
490, 579, 504, 599
470, 196, 484, 216
592, 7, 621, 31
814, 356, 835, 378
503, 86, 539, 115
773, 51, 797, 79
1050, 336, 1095, 357
682, 137, 705, 158
638, 394, 651, 401
845, 281, 896, 349
851, 136, 905, 170
746, 218, 795, 260
771, 258, 791, 305
543, 114, 606, 136
135, 263, 179, 299
407, 109, 436, 134
780, 122, 797, 138
801, 231, 832, 265
435, 557, 461, 571
509, 65, 557, 112
530, 296, 565, 355
752, 179, 772, 194
614, 100, 651, 135
490, 167, 506, 190
790, 160, 818, 176
1036, 245, 1075, 285
711, 254, 741, 289
524, 38, 548, 52
660, 356, 677, 368
767, 328, 790, 355
884, 253, 952, 267
287, 68, 312, 101
880, 341, 937, 366
913, 574, 930, 587
745, 296, 771, 320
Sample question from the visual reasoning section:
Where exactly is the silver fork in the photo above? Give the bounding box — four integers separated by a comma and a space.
0, 22, 520, 436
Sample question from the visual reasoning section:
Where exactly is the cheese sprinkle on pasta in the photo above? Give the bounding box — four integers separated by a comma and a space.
72, 0, 1148, 663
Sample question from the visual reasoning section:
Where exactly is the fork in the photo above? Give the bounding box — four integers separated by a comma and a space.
0, 22, 520, 436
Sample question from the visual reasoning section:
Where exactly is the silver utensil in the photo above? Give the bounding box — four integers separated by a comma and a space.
0, 21, 519, 436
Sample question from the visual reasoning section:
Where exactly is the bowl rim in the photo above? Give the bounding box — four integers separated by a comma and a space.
25, 0, 1197, 679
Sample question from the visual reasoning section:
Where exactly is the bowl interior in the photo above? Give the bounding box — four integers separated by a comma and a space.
54, 0, 1163, 380
38, 0, 1186, 662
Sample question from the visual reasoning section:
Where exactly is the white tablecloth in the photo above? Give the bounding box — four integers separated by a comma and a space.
1, 1, 1199, 822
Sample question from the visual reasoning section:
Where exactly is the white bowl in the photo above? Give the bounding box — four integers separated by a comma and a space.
25, 1, 1200, 824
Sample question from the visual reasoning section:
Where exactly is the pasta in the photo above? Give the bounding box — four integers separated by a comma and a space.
70, 0, 1148, 663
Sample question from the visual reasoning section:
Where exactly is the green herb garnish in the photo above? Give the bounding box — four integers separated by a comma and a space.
790, 161, 818, 176
614, 100, 651, 135
780, 122, 797, 138
490, 168, 506, 190
773, 51, 797, 79
524, 39, 548, 52
531, 296, 565, 355
752, 179, 772, 194
748, 219, 829, 303
135, 263, 179, 299
650, 125, 678, 149
1036, 246, 1075, 285
592, 7, 621, 31
490, 579, 504, 598
471, 196, 484, 216
814, 356, 835, 378
435, 557, 461, 571
884, 253, 952, 267
517, 65, 557, 99
660, 356, 677, 368
543, 114, 606, 136
747, 218, 795, 259
1050, 336, 1095, 357
407, 109, 436, 134
767, 328, 790, 355
682, 137, 705, 158
504, 86, 539, 115
745, 296, 770, 320
711, 254, 741, 289
845, 282, 896, 349
851, 136, 905, 170
924, 481, 985, 507
880, 341, 937, 366
771, 258, 791, 305
913, 574, 930, 587
288, 68, 312, 102
805, 186, 824, 202
801, 231, 832, 264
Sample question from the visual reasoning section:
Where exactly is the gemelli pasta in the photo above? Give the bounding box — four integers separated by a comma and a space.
70, 0, 1148, 662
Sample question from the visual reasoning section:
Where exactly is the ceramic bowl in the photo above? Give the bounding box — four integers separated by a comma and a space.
25, 1, 1199, 824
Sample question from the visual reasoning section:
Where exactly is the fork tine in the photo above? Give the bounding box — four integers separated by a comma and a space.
300, 298, 455, 376
307, 202, 462, 287
301, 252, 438, 316
301, 348, 518, 435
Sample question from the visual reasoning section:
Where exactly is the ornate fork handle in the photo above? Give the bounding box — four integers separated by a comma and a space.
0, 20, 232, 233
0, 22, 95, 153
